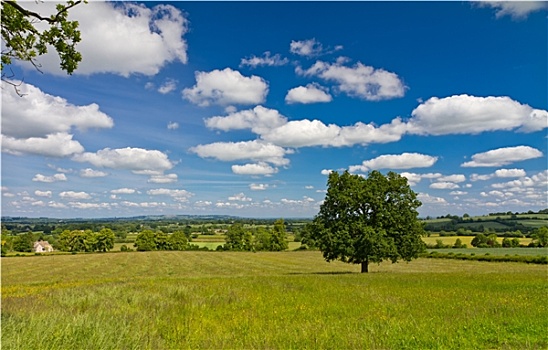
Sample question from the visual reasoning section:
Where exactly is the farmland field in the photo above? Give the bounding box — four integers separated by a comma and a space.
2, 251, 547, 349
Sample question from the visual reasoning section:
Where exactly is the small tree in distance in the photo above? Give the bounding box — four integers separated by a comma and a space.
312, 170, 425, 273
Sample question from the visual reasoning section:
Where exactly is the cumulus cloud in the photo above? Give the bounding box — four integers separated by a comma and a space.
158, 79, 178, 94
148, 173, 178, 184
167, 122, 179, 130
59, 191, 91, 200
297, 60, 405, 101
417, 193, 447, 204
491, 170, 548, 190
111, 188, 136, 194
408, 95, 548, 135
21, 2, 188, 76
205, 106, 287, 135
232, 163, 278, 176
400, 172, 442, 186
430, 182, 460, 190
228, 192, 252, 202
285, 83, 332, 104
182, 68, 269, 106
240, 51, 289, 68
461, 146, 543, 167
73, 147, 174, 171
2, 133, 84, 157
349, 153, 438, 173
476, 1, 548, 19
249, 183, 269, 191
256, 117, 406, 148
437, 174, 466, 183
32, 173, 68, 183
494, 168, 527, 178
2, 83, 114, 139
35, 190, 52, 198
263, 119, 341, 147
290, 38, 324, 57
190, 140, 291, 166
80, 168, 108, 178
147, 188, 193, 202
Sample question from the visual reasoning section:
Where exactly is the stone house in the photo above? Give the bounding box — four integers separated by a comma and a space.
33, 240, 54, 253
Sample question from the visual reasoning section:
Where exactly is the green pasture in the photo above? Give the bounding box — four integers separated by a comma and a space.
2, 251, 547, 349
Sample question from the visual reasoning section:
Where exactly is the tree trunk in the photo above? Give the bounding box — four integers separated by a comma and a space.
361, 259, 369, 273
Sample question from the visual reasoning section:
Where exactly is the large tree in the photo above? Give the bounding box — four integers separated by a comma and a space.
313, 170, 425, 273
1, 0, 84, 85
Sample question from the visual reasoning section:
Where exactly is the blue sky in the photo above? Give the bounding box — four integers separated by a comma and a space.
1, 1, 547, 218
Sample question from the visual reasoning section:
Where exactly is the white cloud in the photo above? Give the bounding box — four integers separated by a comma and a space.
48, 201, 67, 209
336, 118, 408, 146
408, 95, 548, 135
158, 79, 178, 94
22, 2, 188, 76
461, 146, 543, 167
182, 68, 269, 106
215, 202, 245, 209
34, 190, 52, 198
437, 174, 466, 183
148, 173, 178, 184
290, 38, 323, 57
417, 193, 448, 204
228, 193, 252, 202
430, 182, 460, 190
73, 147, 174, 171
2, 83, 114, 139
190, 140, 291, 166
60, 191, 91, 200
491, 170, 548, 190
470, 173, 494, 181
263, 119, 341, 148
349, 153, 438, 172
450, 191, 468, 196
205, 107, 406, 148
400, 172, 443, 186
477, 1, 548, 19
32, 173, 67, 183
281, 196, 316, 206
2, 133, 85, 157
240, 51, 289, 68
494, 168, 527, 178
69, 202, 110, 209
147, 188, 193, 202
205, 105, 287, 135
232, 163, 278, 176
111, 188, 136, 194
249, 183, 269, 191
167, 122, 179, 130
321, 169, 333, 176
298, 60, 405, 101
80, 168, 108, 178
285, 83, 332, 104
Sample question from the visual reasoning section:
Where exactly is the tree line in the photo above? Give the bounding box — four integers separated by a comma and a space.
220, 219, 288, 252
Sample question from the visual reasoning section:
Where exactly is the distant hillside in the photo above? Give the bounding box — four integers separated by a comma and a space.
423, 211, 548, 234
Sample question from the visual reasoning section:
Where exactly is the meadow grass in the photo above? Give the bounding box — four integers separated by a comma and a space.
2, 251, 547, 349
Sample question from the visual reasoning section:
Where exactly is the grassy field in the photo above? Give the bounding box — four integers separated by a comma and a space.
2, 251, 547, 349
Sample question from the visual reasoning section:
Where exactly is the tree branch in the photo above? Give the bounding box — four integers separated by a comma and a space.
2, 0, 82, 24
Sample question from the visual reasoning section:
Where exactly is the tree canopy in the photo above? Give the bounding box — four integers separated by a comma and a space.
312, 170, 425, 272
1, 0, 84, 86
